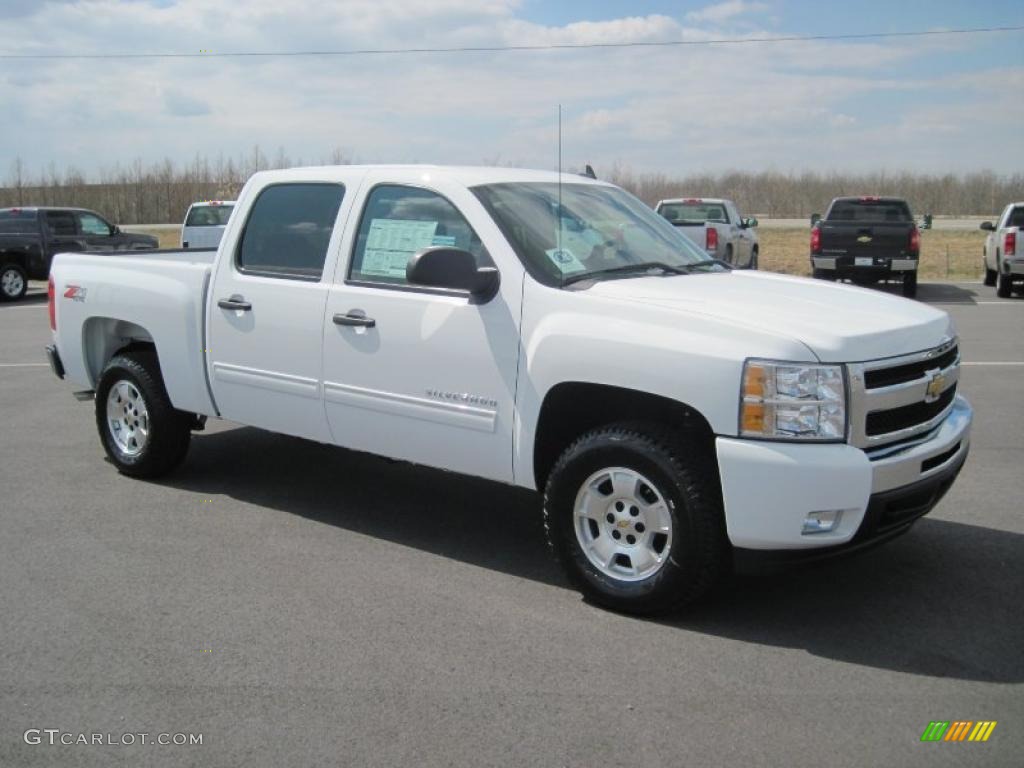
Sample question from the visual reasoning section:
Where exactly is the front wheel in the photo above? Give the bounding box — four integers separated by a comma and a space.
95, 350, 192, 478
543, 424, 727, 615
902, 271, 918, 298
983, 254, 997, 286
748, 247, 758, 270
996, 265, 1013, 298
0, 263, 28, 302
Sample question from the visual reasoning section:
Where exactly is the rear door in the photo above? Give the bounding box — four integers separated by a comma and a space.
206, 174, 362, 441
43, 210, 84, 258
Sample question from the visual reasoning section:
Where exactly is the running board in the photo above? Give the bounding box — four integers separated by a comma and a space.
72, 390, 95, 401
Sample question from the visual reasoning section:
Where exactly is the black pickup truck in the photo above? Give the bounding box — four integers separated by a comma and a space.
0, 207, 158, 301
810, 196, 921, 298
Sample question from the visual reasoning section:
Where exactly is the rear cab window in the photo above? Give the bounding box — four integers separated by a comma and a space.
186, 204, 235, 227
348, 185, 489, 288
236, 184, 345, 280
827, 199, 912, 222
44, 211, 78, 236
658, 201, 729, 224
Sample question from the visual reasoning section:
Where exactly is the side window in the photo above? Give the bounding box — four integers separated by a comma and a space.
349, 185, 489, 286
78, 212, 111, 236
237, 183, 345, 280
45, 211, 77, 236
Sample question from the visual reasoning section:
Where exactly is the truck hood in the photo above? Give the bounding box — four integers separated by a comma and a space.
585, 270, 953, 362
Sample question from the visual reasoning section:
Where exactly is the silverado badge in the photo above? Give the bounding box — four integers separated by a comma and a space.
924, 371, 946, 403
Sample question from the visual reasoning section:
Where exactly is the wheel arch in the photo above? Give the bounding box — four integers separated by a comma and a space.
532, 381, 716, 491
82, 316, 157, 388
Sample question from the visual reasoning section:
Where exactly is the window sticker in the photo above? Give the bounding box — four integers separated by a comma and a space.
361, 219, 439, 279
544, 247, 586, 274
431, 234, 457, 247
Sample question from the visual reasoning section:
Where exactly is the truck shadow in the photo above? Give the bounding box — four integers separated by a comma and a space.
867, 281, 989, 304
164, 424, 1023, 684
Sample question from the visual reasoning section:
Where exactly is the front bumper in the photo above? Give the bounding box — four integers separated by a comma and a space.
812, 255, 918, 275
715, 395, 971, 551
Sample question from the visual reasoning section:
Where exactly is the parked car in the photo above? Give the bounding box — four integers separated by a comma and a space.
45, 165, 970, 615
654, 197, 759, 268
0, 207, 158, 301
181, 200, 236, 249
981, 202, 1023, 298
810, 196, 921, 298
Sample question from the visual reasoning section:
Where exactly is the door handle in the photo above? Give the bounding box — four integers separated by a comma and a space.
333, 310, 376, 328
217, 295, 252, 311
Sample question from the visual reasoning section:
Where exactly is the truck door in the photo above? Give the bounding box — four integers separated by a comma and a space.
321, 176, 523, 484
206, 178, 359, 442
75, 211, 120, 250
43, 210, 84, 259
726, 201, 749, 264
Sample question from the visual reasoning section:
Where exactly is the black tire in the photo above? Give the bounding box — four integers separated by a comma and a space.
95, 349, 192, 478
543, 423, 728, 615
0, 262, 28, 302
902, 271, 918, 298
812, 268, 834, 281
724, 245, 733, 265
749, 247, 759, 270
996, 259, 1012, 298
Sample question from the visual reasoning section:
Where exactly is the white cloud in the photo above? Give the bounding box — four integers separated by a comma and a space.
0, 0, 1019, 180
684, 1, 768, 24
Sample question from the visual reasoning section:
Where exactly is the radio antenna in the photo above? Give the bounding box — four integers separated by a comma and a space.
557, 103, 562, 255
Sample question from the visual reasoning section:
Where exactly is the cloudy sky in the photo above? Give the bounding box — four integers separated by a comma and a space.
2, 0, 1023, 179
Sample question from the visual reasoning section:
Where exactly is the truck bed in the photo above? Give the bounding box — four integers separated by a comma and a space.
49, 249, 218, 416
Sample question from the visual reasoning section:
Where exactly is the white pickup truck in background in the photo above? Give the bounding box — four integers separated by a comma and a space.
654, 197, 759, 268
181, 200, 236, 249
981, 201, 1023, 298
45, 165, 971, 614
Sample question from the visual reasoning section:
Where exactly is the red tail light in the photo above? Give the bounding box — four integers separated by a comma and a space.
810, 226, 821, 254
909, 226, 920, 254
706, 226, 718, 252
1006, 231, 1016, 256
47, 276, 56, 330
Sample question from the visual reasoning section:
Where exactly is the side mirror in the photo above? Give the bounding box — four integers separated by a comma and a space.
979, 221, 995, 231
111, 225, 120, 235
743, 217, 758, 229
407, 247, 499, 300
810, 213, 821, 227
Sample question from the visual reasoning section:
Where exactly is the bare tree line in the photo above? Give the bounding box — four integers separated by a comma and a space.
3, 150, 1022, 223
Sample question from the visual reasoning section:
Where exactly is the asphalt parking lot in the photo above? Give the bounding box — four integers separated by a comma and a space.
1, 280, 1022, 767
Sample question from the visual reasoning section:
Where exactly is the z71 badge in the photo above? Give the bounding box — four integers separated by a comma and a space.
63, 285, 87, 302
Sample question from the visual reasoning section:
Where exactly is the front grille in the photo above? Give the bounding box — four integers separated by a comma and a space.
864, 344, 958, 389
865, 386, 956, 436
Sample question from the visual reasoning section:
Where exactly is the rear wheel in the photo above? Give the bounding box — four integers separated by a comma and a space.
543, 423, 727, 615
902, 271, 918, 298
95, 350, 192, 478
0, 263, 27, 302
812, 268, 835, 281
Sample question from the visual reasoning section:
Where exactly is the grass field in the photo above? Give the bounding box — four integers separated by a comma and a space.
131, 225, 987, 282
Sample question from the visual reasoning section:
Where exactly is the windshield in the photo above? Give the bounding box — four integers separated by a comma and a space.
185, 205, 234, 227
658, 201, 728, 225
473, 182, 714, 286
827, 200, 912, 223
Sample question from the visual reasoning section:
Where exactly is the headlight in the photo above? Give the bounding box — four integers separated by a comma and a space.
740, 360, 846, 441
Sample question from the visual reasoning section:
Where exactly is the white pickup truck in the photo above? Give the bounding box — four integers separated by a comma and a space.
45, 165, 971, 614
981, 201, 1023, 298
654, 197, 759, 268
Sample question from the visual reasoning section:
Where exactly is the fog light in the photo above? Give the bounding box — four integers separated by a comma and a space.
802, 509, 844, 535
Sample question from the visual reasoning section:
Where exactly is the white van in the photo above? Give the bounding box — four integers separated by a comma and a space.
180, 200, 236, 249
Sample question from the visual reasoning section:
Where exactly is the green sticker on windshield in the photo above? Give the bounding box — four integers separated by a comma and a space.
545, 247, 586, 274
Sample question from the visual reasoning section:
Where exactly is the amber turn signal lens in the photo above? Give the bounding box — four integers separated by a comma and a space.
741, 403, 765, 433
743, 364, 766, 398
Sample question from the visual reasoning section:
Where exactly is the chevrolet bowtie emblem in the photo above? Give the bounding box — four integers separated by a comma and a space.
925, 371, 946, 403
857, 235, 872, 243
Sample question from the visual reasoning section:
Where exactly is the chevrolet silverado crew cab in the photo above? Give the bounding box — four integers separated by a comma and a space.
655, 197, 759, 268
45, 166, 971, 614
981, 202, 1024, 298
810, 196, 921, 298
0, 207, 157, 301
181, 200, 236, 249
